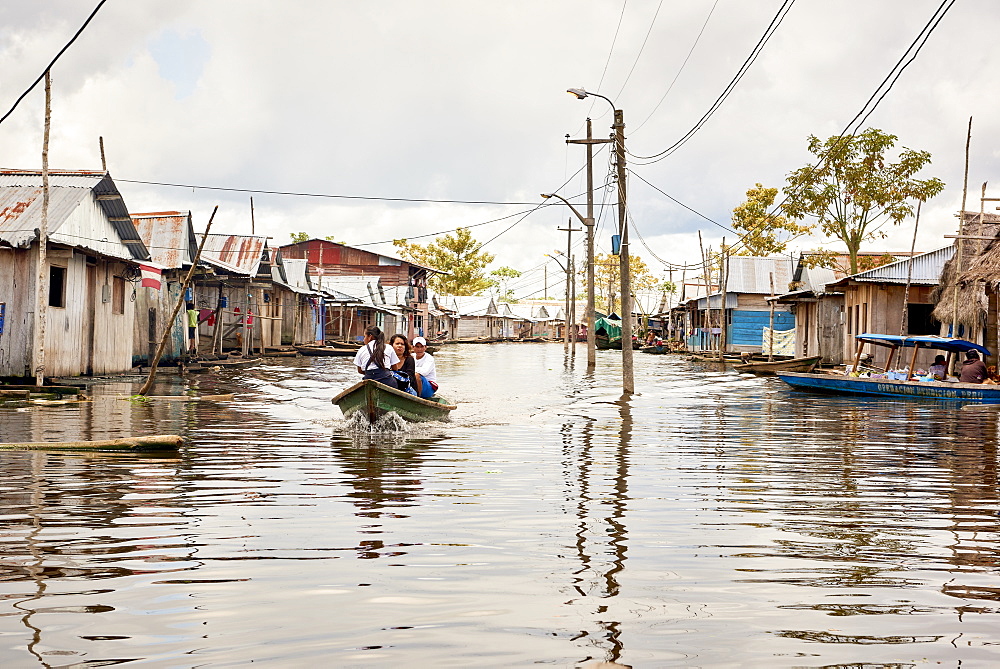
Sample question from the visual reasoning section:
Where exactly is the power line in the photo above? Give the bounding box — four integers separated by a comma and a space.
613, 0, 665, 101
628, 0, 796, 163
632, 0, 719, 134
119, 179, 541, 206
0, 0, 109, 127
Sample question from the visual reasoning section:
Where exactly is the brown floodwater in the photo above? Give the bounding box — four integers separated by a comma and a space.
1, 343, 998, 667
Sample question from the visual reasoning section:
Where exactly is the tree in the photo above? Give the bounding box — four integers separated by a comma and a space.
289, 232, 336, 243
582, 253, 660, 313
782, 128, 944, 274
729, 183, 812, 256
490, 266, 522, 302
393, 227, 496, 296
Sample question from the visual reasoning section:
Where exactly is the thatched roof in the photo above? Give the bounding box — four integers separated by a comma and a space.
931, 210, 1000, 327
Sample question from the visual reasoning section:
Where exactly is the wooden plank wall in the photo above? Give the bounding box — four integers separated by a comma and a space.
0, 248, 33, 377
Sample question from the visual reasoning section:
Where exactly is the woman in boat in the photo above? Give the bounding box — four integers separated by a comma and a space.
411, 336, 439, 399
928, 355, 948, 380
353, 325, 400, 386
389, 333, 419, 395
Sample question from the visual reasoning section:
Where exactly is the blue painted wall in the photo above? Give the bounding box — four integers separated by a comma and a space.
730, 309, 795, 347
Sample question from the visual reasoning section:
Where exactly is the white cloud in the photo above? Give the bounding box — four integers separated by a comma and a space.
2, 0, 1000, 296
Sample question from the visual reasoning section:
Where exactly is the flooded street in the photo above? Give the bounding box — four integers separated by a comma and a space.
2, 342, 999, 667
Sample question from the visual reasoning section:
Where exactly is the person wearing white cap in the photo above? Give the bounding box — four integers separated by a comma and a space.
411, 336, 439, 398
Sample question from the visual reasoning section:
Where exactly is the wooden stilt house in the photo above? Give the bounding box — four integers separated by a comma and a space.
0, 169, 149, 377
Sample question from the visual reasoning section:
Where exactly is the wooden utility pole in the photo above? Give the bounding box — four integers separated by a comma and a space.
137, 206, 219, 396
900, 201, 922, 336
567, 119, 612, 369
33, 71, 52, 386
99, 136, 107, 171
768, 272, 776, 362
951, 117, 972, 349
250, 196, 256, 235
698, 231, 709, 352
719, 240, 728, 361
558, 219, 580, 349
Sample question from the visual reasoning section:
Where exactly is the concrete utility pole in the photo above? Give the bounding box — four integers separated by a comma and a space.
567, 118, 611, 369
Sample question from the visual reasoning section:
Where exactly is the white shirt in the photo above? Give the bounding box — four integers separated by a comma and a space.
353, 341, 400, 371
414, 352, 437, 383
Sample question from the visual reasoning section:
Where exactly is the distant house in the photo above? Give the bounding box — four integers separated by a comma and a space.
826, 245, 954, 369
279, 239, 439, 339
441, 295, 504, 339
131, 211, 197, 364
679, 256, 795, 353
772, 262, 844, 364
0, 169, 149, 377
319, 275, 399, 341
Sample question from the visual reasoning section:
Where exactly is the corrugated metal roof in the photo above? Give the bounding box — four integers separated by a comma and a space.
200, 233, 267, 276
132, 211, 194, 269
833, 245, 954, 286
0, 170, 148, 260
319, 276, 385, 307
720, 256, 794, 294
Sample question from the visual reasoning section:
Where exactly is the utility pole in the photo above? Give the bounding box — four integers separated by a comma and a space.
557, 218, 580, 349
34, 71, 52, 387
567, 119, 612, 369
613, 108, 634, 395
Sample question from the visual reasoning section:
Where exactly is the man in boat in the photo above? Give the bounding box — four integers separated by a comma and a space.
959, 350, 988, 384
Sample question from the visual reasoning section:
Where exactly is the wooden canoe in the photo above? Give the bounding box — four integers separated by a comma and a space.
0, 434, 184, 451
332, 379, 456, 423
733, 355, 822, 375
296, 345, 357, 357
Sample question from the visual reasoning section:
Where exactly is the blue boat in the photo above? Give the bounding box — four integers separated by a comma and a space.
777, 334, 1000, 403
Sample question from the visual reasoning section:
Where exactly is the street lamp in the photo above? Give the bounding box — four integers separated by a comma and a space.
542, 194, 593, 358
567, 88, 634, 396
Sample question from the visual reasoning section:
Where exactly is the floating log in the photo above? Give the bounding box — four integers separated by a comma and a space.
118, 393, 235, 402
0, 385, 82, 395
0, 434, 184, 451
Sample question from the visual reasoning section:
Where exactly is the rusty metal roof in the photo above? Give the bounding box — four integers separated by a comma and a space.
131, 211, 195, 269
0, 170, 148, 260
199, 233, 267, 276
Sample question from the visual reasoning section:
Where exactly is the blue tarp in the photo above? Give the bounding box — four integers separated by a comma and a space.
857, 334, 990, 356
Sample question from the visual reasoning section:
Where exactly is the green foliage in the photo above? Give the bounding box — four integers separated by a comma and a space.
730, 183, 813, 256
289, 232, 335, 243
580, 254, 660, 312
128, 394, 151, 404
393, 228, 496, 296
490, 266, 522, 303
661, 280, 677, 295
782, 128, 944, 274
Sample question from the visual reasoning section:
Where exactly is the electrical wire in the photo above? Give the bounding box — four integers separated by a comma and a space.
613, 0, 664, 101
119, 179, 542, 206
627, 0, 796, 163
0, 0, 110, 127
631, 0, 719, 134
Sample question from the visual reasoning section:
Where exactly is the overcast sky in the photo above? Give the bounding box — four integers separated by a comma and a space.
2, 1, 999, 299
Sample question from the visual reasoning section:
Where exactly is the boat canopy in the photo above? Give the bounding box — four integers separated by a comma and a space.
857, 334, 990, 356
595, 316, 622, 339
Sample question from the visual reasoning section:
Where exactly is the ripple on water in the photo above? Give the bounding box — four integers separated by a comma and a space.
1, 345, 999, 666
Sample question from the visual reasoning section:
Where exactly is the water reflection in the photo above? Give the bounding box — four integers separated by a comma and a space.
2, 346, 1000, 666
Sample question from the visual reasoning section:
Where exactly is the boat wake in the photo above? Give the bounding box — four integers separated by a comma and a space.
342, 410, 411, 433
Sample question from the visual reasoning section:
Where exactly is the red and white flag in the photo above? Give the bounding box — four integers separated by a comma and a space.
139, 264, 162, 290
